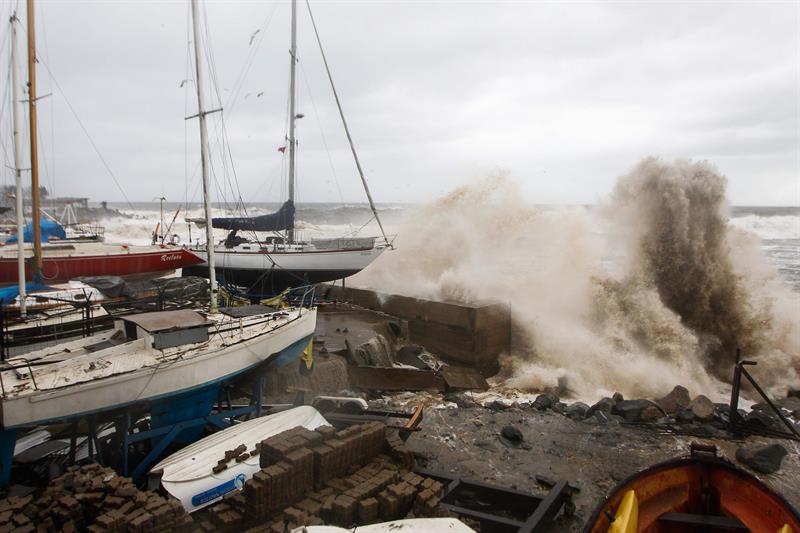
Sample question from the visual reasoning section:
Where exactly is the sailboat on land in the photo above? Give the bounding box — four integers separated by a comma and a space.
0, 2, 203, 288
0, 0, 317, 486
184, 0, 391, 294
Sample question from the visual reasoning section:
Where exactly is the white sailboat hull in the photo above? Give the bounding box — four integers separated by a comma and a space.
0, 308, 316, 429
185, 243, 386, 288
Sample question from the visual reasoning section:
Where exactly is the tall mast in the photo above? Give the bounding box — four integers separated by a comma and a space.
26, 0, 42, 276
10, 12, 27, 316
190, 0, 218, 313
287, 0, 298, 243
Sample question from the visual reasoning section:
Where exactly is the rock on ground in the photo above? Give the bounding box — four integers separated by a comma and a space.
689, 395, 715, 422
736, 444, 789, 474
656, 385, 691, 414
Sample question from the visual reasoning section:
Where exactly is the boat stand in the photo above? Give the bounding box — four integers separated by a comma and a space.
57, 375, 267, 485
415, 469, 573, 532
728, 350, 800, 441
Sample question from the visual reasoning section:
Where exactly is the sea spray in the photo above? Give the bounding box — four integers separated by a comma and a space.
352, 160, 799, 401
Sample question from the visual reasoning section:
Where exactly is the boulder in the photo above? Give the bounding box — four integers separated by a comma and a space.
532, 393, 558, 411
745, 410, 783, 432
613, 399, 655, 423
565, 402, 589, 420
587, 397, 615, 416
688, 395, 715, 422
640, 405, 665, 423
736, 444, 788, 474
655, 386, 691, 414
500, 425, 524, 443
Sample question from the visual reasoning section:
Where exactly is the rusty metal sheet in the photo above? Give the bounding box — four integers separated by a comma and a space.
119, 309, 211, 333
348, 366, 444, 392
440, 366, 490, 391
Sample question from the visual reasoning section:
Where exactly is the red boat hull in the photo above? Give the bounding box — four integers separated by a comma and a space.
0, 247, 204, 285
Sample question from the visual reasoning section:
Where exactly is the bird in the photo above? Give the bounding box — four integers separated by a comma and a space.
179, 79, 190, 88
257, 92, 264, 98
249, 29, 260, 45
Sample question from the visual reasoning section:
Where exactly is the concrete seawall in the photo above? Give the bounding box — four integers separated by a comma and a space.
319, 284, 511, 375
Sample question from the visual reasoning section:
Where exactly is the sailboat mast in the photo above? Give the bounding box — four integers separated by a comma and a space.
190, 0, 218, 313
26, 0, 42, 276
10, 12, 27, 316
287, 0, 298, 243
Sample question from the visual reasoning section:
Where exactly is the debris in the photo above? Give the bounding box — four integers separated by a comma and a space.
735, 444, 788, 474
440, 367, 489, 391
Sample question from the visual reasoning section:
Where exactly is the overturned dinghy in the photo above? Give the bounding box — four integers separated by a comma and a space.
0, 304, 317, 484
585, 443, 800, 533
150, 406, 330, 512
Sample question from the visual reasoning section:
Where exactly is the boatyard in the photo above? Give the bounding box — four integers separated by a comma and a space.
0, 0, 799, 530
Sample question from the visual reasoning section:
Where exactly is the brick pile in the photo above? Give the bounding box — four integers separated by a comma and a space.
195, 422, 447, 533
0, 464, 193, 533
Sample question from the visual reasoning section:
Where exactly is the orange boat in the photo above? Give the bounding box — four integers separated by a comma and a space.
585, 444, 799, 533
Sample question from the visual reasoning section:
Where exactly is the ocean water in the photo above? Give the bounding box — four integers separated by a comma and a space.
102, 167, 800, 403
101, 202, 800, 292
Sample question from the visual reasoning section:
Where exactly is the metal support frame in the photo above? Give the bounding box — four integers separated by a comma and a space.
53, 376, 266, 485
729, 350, 799, 441
415, 469, 571, 533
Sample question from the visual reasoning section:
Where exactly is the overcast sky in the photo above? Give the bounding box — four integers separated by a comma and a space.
0, 0, 798, 206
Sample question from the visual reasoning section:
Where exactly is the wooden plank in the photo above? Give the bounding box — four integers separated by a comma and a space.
347, 366, 445, 392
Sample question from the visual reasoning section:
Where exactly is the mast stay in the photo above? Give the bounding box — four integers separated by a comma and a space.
304, 0, 390, 247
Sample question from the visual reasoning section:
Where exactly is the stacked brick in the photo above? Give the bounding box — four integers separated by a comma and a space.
197, 421, 449, 533
0, 464, 193, 533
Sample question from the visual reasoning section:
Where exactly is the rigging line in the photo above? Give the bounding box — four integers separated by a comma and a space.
305, 0, 390, 246
0, 54, 13, 173
298, 60, 349, 220
38, 0, 55, 197
37, 60, 135, 211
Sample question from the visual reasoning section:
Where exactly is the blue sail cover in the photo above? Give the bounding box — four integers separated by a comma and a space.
6, 219, 67, 244
211, 200, 294, 232
0, 282, 54, 304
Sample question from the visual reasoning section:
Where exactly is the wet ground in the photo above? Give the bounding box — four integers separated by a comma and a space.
385, 401, 800, 532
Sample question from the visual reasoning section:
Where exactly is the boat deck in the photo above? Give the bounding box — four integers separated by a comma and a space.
0, 309, 295, 400
0, 242, 175, 259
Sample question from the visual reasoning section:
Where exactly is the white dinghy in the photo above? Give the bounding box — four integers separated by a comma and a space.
150, 405, 330, 512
